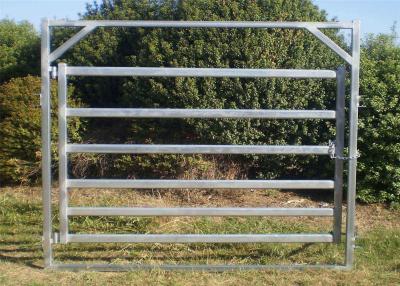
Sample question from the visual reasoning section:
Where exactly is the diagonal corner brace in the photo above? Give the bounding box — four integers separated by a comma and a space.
306, 27, 353, 65
49, 25, 97, 63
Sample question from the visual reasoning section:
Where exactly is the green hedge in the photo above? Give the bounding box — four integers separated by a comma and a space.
55, 0, 339, 183
0, 1, 399, 205
0, 19, 40, 83
357, 33, 400, 204
0, 76, 83, 184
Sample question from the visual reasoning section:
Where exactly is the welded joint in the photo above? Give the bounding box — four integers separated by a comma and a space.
306, 26, 353, 65
49, 24, 97, 62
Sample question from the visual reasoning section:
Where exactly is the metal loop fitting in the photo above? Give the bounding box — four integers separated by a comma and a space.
50, 66, 57, 79
328, 140, 360, 160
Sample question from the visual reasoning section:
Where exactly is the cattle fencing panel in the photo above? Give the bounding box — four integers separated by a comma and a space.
40, 19, 360, 271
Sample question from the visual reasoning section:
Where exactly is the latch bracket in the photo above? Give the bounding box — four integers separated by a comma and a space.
328, 140, 360, 160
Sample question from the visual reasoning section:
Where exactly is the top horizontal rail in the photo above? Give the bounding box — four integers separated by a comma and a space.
48, 20, 354, 29
66, 67, 337, 78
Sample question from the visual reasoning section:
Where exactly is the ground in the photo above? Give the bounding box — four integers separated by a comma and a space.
0, 186, 399, 285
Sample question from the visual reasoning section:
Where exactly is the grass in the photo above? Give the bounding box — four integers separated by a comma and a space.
0, 186, 399, 285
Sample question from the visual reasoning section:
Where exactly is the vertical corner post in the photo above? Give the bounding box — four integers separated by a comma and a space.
41, 18, 53, 267
58, 63, 69, 243
345, 20, 361, 267
333, 66, 346, 243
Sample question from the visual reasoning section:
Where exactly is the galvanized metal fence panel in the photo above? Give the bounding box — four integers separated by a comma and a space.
41, 19, 360, 271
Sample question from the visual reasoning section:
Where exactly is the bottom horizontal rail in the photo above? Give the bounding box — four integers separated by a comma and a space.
67, 207, 334, 217
49, 263, 349, 271
68, 234, 333, 243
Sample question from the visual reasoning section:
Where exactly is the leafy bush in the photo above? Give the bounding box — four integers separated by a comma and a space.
56, 0, 341, 181
357, 33, 400, 204
0, 19, 40, 83
2, 0, 397, 205
0, 76, 83, 184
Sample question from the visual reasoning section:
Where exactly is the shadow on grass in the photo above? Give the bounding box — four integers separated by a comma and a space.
53, 242, 323, 265
0, 253, 42, 269
0, 189, 341, 268
280, 189, 334, 204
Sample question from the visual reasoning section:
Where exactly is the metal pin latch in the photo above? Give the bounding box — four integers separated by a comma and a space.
358, 95, 366, 108
328, 140, 360, 160
328, 140, 336, 159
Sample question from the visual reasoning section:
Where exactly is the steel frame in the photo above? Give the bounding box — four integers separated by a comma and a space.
41, 19, 360, 271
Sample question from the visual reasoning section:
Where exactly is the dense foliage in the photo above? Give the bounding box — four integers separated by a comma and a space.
357, 33, 400, 204
0, 19, 40, 83
0, 76, 83, 184
0, 0, 399, 204
56, 0, 341, 181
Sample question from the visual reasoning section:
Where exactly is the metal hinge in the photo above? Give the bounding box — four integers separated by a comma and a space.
49, 66, 57, 79
52, 232, 60, 244
328, 140, 360, 160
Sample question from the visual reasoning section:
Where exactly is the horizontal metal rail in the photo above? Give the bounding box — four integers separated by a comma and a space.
68, 233, 334, 243
66, 144, 330, 155
66, 67, 337, 78
67, 179, 335, 189
48, 20, 353, 29
49, 263, 349, 271
66, 108, 336, 119
67, 207, 334, 217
